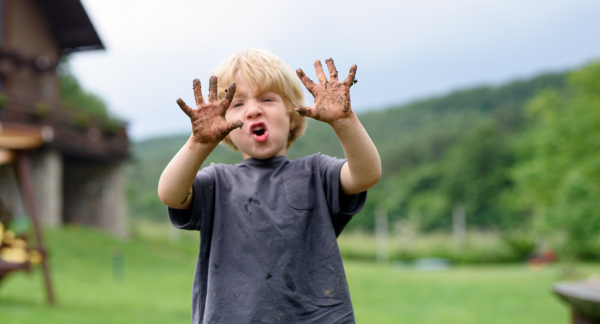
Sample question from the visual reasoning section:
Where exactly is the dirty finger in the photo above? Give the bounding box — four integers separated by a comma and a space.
208, 75, 218, 102
193, 79, 204, 107
220, 83, 237, 114
296, 68, 316, 94
343, 64, 357, 88
224, 119, 244, 134
314, 60, 328, 84
176, 98, 194, 117
325, 58, 338, 82
295, 105, 316, 119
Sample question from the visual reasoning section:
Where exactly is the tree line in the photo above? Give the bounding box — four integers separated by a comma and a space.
125, 61, 600, 260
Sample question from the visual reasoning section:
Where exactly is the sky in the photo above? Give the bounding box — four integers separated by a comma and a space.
69, 0, 600, 140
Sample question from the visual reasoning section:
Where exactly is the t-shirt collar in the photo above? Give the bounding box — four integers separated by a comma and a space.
240, 155, 289, 167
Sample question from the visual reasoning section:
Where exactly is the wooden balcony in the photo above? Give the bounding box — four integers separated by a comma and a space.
0, 89, 129, 162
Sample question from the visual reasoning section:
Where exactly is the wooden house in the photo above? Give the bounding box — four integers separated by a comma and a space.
0, 0, 129, 237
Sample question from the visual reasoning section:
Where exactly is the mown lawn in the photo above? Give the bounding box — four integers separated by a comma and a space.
0, 226, 593, 323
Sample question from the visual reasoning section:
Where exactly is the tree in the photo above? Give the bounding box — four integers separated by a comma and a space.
512, 61, 600, 259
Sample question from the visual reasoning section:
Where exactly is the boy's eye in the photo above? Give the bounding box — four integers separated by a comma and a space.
232, 103, 243, 107
262, 98, 272, 102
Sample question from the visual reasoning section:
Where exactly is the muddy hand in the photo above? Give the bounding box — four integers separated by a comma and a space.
295, 58, 357, 124
176, 76, 243, 144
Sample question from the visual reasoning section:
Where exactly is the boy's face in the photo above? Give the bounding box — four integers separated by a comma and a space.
225, 76, 290, 160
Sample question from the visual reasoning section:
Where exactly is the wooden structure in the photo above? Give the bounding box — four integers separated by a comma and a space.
0, 149, 55, 304
0, 0, 129, 237
0, 0, 130, 305
553, 280, 600, 324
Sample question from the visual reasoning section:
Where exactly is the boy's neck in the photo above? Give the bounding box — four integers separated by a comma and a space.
242, 151, 287, 160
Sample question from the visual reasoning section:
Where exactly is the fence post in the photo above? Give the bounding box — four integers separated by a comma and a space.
453, 203, 466, 250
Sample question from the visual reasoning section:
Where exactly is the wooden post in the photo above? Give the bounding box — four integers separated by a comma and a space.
375, 208, 389, 264
453, 203, 466, 250
16, 151, 55, 305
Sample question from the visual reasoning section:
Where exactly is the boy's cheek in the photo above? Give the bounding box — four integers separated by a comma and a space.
225, 110, 242, 122
229, 127, 243, 136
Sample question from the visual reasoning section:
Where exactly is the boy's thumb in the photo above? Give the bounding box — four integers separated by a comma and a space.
295, 105, 313, 118
225, 120, 243, 134
177, 99, 193, 117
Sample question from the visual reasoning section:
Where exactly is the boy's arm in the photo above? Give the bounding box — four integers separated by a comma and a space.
296, 59, 381, 195
158, 137, 217, 209
158, 77, 242, 209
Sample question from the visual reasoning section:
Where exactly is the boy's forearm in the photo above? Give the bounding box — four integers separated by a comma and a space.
295, 58, 379, 194
158, 135, 218, 209
331, 112, 382, 195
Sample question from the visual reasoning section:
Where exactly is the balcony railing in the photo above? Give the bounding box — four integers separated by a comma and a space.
0, 89, 129, 162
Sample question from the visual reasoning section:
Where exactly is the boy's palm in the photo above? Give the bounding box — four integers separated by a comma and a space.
176, 76, 243, 144
296, 59, 357, 125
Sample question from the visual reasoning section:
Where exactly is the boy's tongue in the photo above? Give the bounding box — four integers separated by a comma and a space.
251, 125, 269, 142
252, 131, 268, 142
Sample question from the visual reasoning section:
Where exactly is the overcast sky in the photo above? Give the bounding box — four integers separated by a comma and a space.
69, 0, 600, 140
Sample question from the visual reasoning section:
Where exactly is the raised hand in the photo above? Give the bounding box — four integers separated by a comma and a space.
176, 76, 243, 144
295, 59, 357, 125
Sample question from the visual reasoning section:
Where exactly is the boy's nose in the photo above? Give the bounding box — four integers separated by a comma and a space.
245, 103, 263, 120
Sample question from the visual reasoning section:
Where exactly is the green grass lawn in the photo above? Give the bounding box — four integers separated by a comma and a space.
0, 226, 594, 323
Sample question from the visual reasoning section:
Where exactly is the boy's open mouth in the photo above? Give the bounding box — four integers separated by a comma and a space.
251, 123, 269, 142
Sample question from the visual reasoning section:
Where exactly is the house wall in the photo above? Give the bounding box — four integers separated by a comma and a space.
31, 148, 62, 227
63, 158, 127, 237
0, 164, 26, 220
3, 0, 60, 99
0, 148, 63, 228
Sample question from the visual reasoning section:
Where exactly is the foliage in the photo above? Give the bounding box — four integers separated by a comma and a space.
0, 93, 10, 109
103, 118, 122, 134
58, 62, 122, 131
440, 121, 514, 228
72, 112, 91, 129
328, 71, 566, 232
511, 61, 600, 259
58, 63, 109, 117
33, 102, 51, 118
338, 231, 528, 264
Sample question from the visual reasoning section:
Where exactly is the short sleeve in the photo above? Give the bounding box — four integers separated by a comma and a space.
167, 165, 216, 231
318, 153, 367, 236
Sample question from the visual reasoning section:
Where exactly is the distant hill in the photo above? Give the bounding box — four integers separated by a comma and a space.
127, 71, 568, 231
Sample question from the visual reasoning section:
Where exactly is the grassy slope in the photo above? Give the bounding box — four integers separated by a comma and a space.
0, 227, 590, 323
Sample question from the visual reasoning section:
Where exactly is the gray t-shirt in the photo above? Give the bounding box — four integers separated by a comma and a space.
168, 153, 367, 324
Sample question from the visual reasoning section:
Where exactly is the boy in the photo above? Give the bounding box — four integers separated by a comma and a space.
158, 49, 381, 323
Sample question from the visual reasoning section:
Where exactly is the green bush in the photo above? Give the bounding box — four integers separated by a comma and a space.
58, 61, 125, 131
337, 231, 530, 264
103, 117, 121, 134
34, 102, 51, 118
72, 112, 91, 129
0, 93, 10, 108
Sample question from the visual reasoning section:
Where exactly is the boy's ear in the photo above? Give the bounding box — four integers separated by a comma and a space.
289, 110, 296, 128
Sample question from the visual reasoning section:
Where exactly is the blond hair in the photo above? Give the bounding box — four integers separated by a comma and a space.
212, 49, 306, 151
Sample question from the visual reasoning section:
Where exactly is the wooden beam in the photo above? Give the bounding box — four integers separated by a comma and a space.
0, 123, 45, 150
0, 148, 15, 165
0, 132, 43, 150
16, 152, 55, 305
